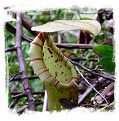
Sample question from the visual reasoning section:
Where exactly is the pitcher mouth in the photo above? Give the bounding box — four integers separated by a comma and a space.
28, 32, 79, 89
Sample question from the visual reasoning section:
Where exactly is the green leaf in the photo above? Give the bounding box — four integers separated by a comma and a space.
36, 104, 43, 111
81, 17, 92, 20
87, 92, 95, 101
93, 45, 114, 58
8, 93, 13, 104
97, 58, 115, 72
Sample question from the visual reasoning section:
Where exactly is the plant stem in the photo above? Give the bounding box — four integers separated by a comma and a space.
15, 12, 36, 111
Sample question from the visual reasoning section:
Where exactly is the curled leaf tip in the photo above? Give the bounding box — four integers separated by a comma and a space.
31, 20, 101, 36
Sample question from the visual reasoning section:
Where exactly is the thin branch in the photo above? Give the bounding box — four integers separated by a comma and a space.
22, 34, 33, 42
15, 12, 35, 111
69, 57, 98, 62
17, 105, 28, 115
5, 22, 16, 34
5, 46, 17, 52
6, 71, 22, 85
75, 66, 109, 105
8, 75, 38, 81
5, 22, 33, 43
70, 59, 115, 81
13, 91, 26, 99
55, 43, 93, 49
9, 98, 18, 108
10, 90, 45, 98
92, 82, 114, 104
78, 77, 106, 105
22, 18, 39, 36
